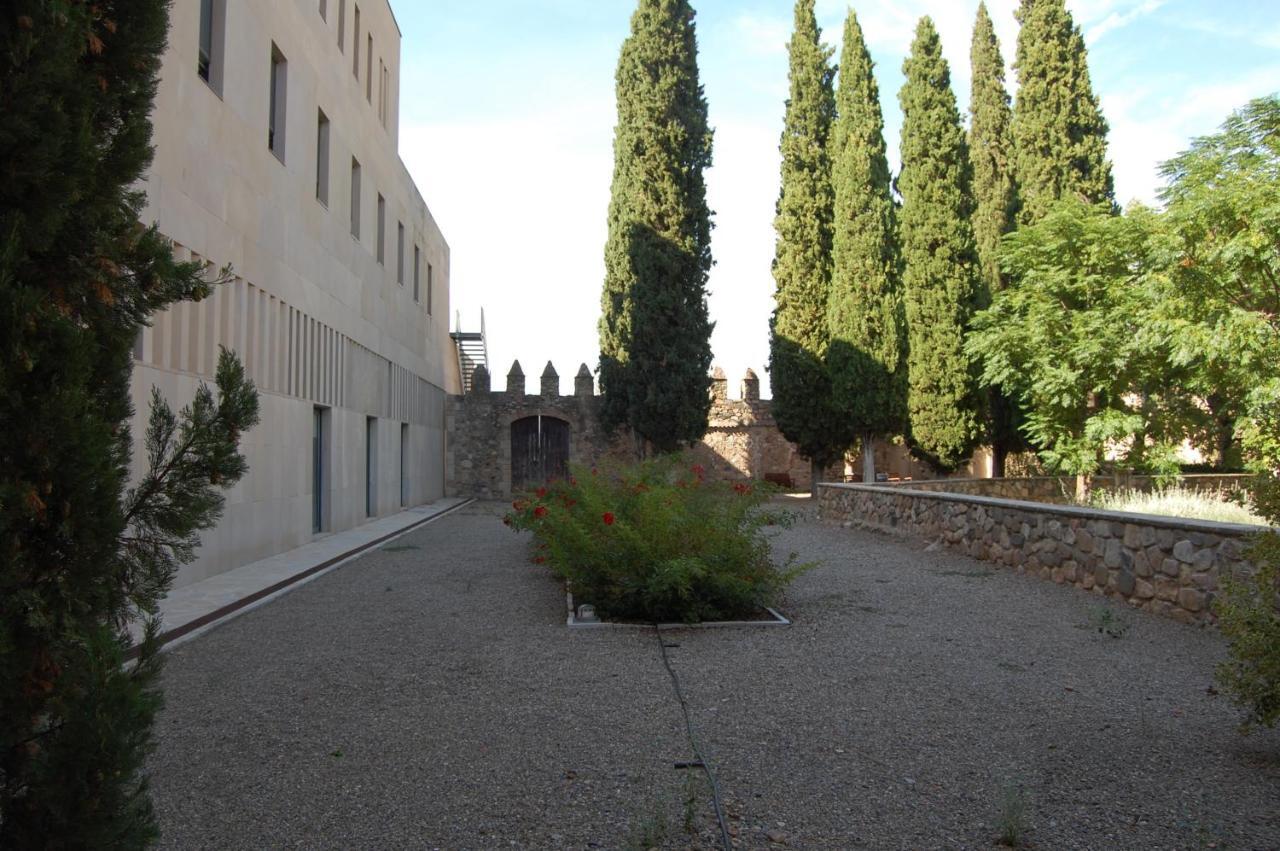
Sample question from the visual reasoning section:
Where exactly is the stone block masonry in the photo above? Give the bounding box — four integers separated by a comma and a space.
818, 482, 1271, 626
446, 362, 838, 499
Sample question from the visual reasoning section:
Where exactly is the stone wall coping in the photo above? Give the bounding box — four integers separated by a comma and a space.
818, 481, 1273, 537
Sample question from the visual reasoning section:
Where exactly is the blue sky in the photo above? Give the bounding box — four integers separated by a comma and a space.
395, 1, 1280, 398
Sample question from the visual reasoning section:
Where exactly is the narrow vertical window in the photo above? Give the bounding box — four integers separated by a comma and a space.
365, 416, 377, 517
378, 60, 385, 124
366, 36, 373, 102
376, 194, 386, 264
400, 423, 409, 507
315, 110, 330, 204
381, 65, 389, 128
396, 223, 405, 285
313, 407, 328, 533
412, 246, 420, 302
350, 158, 361, 238
353, 6, 360, 78
268, 45, 288, 162
427, 263, 434, 315
197, 0, 225, 93
337, 0, 345, 51
319, 0, 327, 20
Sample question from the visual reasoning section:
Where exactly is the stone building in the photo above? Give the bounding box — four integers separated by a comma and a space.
446, 363, 834, 499
132, 0, 457, 588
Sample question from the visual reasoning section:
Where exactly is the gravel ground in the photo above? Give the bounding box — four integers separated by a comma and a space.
148, 499, 1280, 850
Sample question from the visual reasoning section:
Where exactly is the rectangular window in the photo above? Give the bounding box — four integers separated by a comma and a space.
366, 36, 373, 102
197, 0, 225, 93
400, 423, 409, 507
313, 407, 328, 533
377, 60, 384, 123
381, 65, 390, 128
413, 246, 420, 302
350, 158, 361, 238
396, 223, 405, 285
337, 0, 345, 51
315, 110, 330, 204
376, 194, 386, 264
353, 6, 360, 78
268, 45, 288, 162
427, 263, 434, 315
365, 416, 377, 517
319, 0, 327, 20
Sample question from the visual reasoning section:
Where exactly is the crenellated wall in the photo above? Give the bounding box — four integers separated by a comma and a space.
445, 362, 839, 498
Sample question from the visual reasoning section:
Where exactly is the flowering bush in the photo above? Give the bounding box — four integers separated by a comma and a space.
505, 455, 809, 623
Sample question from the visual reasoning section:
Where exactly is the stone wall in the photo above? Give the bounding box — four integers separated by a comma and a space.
446, 363, 837, 499
818, 482, 1269, 626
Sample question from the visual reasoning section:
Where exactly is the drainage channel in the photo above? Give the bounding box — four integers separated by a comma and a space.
654, 627, 734, 851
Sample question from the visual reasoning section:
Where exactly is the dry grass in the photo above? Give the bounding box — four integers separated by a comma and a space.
1090, 486, 1267, 525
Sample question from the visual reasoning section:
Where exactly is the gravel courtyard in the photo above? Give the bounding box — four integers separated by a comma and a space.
148, 500, 1280, 850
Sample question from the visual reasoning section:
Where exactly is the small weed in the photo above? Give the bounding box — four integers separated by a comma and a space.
682, 773, 701, 835
382, 544, 419, 552
625, 800, 670, 850
329, 749, 343, 758
995, 782, 1030, 847
1087, 605, 1130, 638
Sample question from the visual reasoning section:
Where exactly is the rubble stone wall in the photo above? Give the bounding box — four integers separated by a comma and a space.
818, 482, 1268, 626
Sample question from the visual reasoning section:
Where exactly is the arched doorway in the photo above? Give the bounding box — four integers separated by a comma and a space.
510, 415, 570, 492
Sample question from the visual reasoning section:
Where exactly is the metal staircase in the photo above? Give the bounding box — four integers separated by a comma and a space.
451, 309, 488, 394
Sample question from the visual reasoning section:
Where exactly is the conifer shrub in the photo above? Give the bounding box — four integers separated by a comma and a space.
505, 457, 809, 623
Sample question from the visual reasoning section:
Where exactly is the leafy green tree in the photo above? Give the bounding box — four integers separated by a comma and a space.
598, 0, 715, 453
969, 2, 1025, 476
897, 17, 983, 472
769, 0, 845, 492
1158, 95, 1280, 471
966, 200, 1185, 497
827, 8, 906, 483
0, 2, 259, 844
1011, 0, 1114, 224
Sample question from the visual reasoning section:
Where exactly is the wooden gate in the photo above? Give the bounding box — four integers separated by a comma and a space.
510, 415, 570, 492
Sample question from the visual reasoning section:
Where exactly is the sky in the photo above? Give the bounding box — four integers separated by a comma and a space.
394, 0, 1279, 399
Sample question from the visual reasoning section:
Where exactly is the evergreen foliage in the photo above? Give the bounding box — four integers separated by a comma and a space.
0, 2, 259, 844
768, 0, 846, 480
1011, 0, 1115, 224
826, 9, 906, 481
969, 2, 1026, 475
897, 17, 983, 472
598, 0, 715, 453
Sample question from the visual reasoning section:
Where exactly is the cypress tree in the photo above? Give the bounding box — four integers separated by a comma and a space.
769, 0, 845, 492
968, 2, 1023, 476
598, 0, 715, 453
898, 17, 983, 472
0, 2, 258, 843
1012, 0, 1115, 224
827, 9, 906, 483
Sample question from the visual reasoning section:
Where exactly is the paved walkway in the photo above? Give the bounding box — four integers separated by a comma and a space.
147, 501, 1280, 849
135, 498, 470, 649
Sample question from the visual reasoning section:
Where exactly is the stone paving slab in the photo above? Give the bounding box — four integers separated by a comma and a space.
147, 500, 1280, 849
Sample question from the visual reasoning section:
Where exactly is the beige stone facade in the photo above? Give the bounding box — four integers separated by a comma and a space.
133, 0, 456, 588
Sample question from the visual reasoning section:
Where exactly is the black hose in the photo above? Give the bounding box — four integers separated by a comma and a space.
654, 627, 734, 851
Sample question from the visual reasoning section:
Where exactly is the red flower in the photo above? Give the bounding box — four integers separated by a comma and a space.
603, 512, 615, 526
733, 482, 752, 495
692, 463, 706, 478
536, 486, 548, 499
533, 556, 547, 564
513, 499, 528, 511
534, 505, 548, 519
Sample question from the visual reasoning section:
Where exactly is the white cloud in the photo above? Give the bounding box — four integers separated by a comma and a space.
1085, 0, 1165, 44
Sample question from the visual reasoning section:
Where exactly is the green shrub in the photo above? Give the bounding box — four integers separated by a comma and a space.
505, 455, 810, 623
1215, 474, 1280, 730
